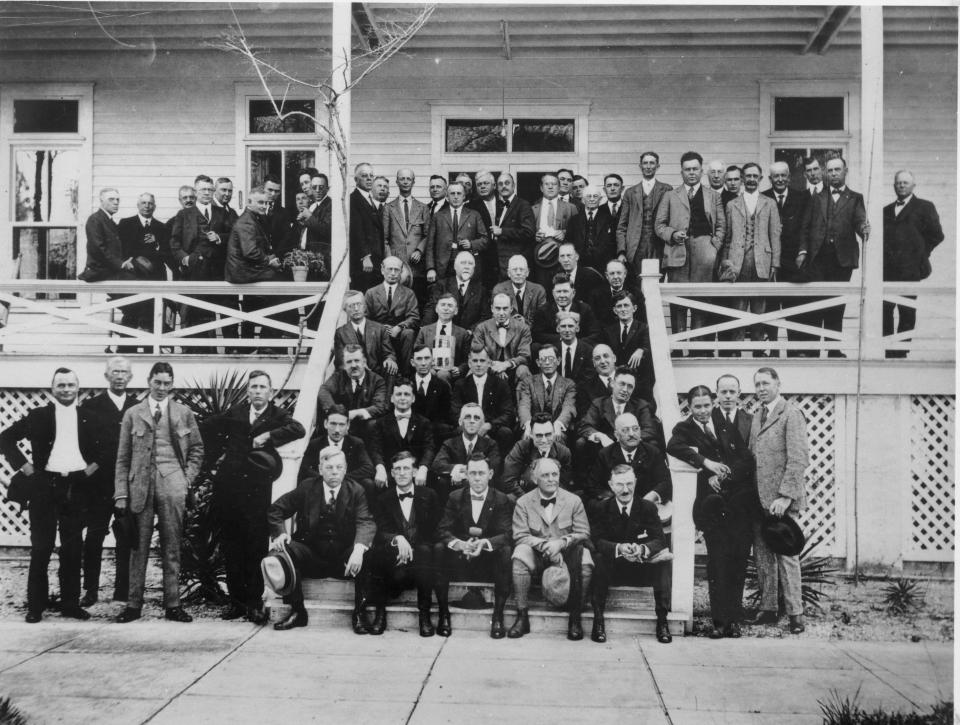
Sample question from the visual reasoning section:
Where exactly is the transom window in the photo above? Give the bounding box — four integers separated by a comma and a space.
445, 117, 575, 154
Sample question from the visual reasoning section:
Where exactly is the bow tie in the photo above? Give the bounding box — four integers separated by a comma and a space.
471, 494, 486, 502
540, 497, 556, 508
398, 492, 413, 501
395, 413, 411, 420
502, 198, 511, 208
498, 323, 509, 329
895, 200, 906, 207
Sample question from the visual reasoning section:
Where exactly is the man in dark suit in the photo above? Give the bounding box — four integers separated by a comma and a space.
0, 368, 99, 622
425, 175, 447, 220
408, 347, 455, 444
370, 450, 443, 636
436, 454, 514, 638
426, 182, 488, 283
451, 345, 516, 456
590, 259, 644, 328
492, 173, 536, 279
350, 162, 384, 289
364, 256, 421, 373
299, 405, 375, 496
533, 272, 601, 348
556, 311, 594, 385
334, 290, 398, 377
317, 344, 389, 442
471, 293, 533, 384
467, 171, 503, 291
267, 446, 377, 632
616, 151, 673, 274
262, 175, 296, 257
117, 193, 171, 335
204, 370, 305, 622
225, 188, 280, 284
603, 173, 625, 226
590, 464, 673, 644
287, 174, 332, 276
423, 252, 490, 332
590, 413, 672, 503
799, 156, 870, 351
414, 295, 472, 384
557, 243, 606, 301
370, 379, 436, 489
516, 345, 577, 438
383, 169, 429, 302
721, 165, 742, 210
567, 184, 616, 272
431, 404, 502, 497
491, 255, 548, 331
882, 170, 944, 358
501, 414, 573, 498
77, 357, 138, 606
600, 291, 654, 403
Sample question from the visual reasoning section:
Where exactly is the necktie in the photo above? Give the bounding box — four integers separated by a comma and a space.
403, 198, 410, 229
620, 505, 630, 521
153, 405, 162, 424
440, 324, 448, 338
621, 323, 629, 345
615, 404, 624, 417
419, 379, 427, 397
564, 346, 572, 378
471, 494, 485, 502
398, 491, 413, 501
895, 200, 905, 207
588, 211, 595, 224
465, 440, 473, 457
760, 406, 768, 427
144, 219, 150, 231
688, 186, 696, 201
540, 498, 555, 508
703, 422, 716, 441
387, 285, 393, 310
831, 189, 841, 202
352, 380, 361, 408
606, 377, 612, 391
777, 194, 784, 212
355, 325, 363, 342
459, 284, 466, 299
453, 208, 459, 230
613, 202, 619, 215
326, 489, 336, 506
547, 201, 555, 227
545, 379, 553, 400
515, 289, 523, 315
625, 449, 633, 463
202, 207, 210, 223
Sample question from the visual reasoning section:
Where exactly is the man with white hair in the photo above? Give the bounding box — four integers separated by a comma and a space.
706, 159, 726, 194
567, 184, 616, 271
423, 250, 490, 331
491, 255, 547, 330
468, 170, 504, 290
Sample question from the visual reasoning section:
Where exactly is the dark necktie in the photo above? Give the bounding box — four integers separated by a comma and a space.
620, 505, 630, 522
440, 324, 448, 338
777, 194, 784, 212
403, 198, 410, 229
688, 187, 696, 201
419, 379, 427, 397
355, 325, 363, 342
153, 405, 162, 424
621, 323, 629, 345
545, 379, 553, 400
471, 494, 485, 502
564, 346, 572, 378
352, 381, 362, 408
143, 220, 150, 231
387, 285, 393, 310
202, 207, 210, 223
326, 489, 336, 507
760, 406, 768, 427
398, 492, 413, 501
453, 208, 459, 230
540, 498, 556, 508
515, 289, 524, 315
465, 440, 473, 457
702, 422, 716, 441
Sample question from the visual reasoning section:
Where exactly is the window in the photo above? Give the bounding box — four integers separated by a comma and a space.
13, 100, 79, 133
248, 99, 316, 134
774, 97, 845, 132
444, 116, 576, 153
773, 147, 844, 192
249, 148, 316, 210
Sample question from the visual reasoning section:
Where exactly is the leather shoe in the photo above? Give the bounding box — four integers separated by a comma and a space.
752, 610, 780, 626
165, 606, 193, 623
274, 609, 308, 630
115, 607, 142, 623
788, 615, 805, 634
61, 605, 91, 621
246, 606, 268, 625
25, 610, 42, 624
437, 610, 452, 637
220, 603, 246, 620
656, 621, 673, 644
352, 609, 371, 635
567, 616, 583, 641
489, 614, 505, 640
79, 591, 98, 608
591, 616, 606, 643
418, 612, 435, 637
368, 607, 387, 635
507, 609, 530, 639
725, 622, 742, 638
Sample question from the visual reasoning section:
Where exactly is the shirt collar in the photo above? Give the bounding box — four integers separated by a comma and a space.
896, 194, 913, 206
686, 183, 701, 195
107, 390, 127, 409
52, 399, 77, 411
472, 373, 487, 385
138, 214, 153, 226
150, 397, 170, 413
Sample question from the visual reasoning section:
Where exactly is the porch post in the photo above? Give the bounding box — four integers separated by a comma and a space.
329, 0, 351, 274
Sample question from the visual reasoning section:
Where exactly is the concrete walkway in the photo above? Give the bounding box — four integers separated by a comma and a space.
0, 619, 951, 724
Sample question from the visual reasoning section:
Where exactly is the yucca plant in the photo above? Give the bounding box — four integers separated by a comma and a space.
882, 578, 926, 616
0, 697, 29, 725
819, 688, 953, 724
745, 544, 839, 612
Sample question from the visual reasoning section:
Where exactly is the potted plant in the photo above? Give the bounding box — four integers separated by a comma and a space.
282, 249, 324, 282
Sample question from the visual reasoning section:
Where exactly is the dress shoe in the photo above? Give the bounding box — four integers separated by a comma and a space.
707, 625, 724, 639
115, 607, 142, 623
352, 609, 371, 635
725, 622, 742, 638
656, 621, 673, 644
437, 610, 452, 637
79, 591, 98, 608
418, 612, 435, 637
274, 609, 308, 630
61, 605, 91, 621
246, 606, 269, 625
165, 606, 193, 623
567, 614, 583, 641
25, 610, 42, 624
220, 603, 246, 620
591, 614, 606, 643
751, 610, 779, 626
788, 615, 805, 634
489, 613, 505, 640
507, 609, 530, 639
368, 607, 387, 635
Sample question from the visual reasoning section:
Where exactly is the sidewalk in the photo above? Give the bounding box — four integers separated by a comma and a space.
0, 619, 951, 724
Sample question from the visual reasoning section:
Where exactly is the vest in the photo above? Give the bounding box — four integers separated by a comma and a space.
640, 186, 656, 247
688, 188, 712, 238
154, 410, 182, 478
744, 208, 757, 252
314, 500, 340, 542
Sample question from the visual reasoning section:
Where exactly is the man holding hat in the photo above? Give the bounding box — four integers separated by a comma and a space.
205, 370, 305, 623
266, 446, 376, 632
749, 367, 809, 634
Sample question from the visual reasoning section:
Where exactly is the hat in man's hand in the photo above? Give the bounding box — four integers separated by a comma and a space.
534, 240, 560, 268
760, 514, 805, 556
131, 256, 155, 277
261, 543, 297, 597
541, 562, 571, 607
248, 448, 283, 482
111, 510, 139, 551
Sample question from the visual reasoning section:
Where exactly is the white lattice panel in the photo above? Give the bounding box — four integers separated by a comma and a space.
908, 395, 955, 559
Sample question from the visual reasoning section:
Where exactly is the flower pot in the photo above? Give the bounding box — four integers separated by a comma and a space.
291, 265, 308, 282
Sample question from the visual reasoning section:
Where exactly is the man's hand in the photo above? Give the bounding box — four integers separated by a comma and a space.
450, 464, 467, 483
345, 546, 365, 577
553, 421, 566, 437
394, 536, 413, 565
426, 269, 437, 283
205, 231, 221, 245
627, 349, 645, 368
480, 422, 493, 436
362, 255, 374, 273
383, 359, 399, 375
707, 474, 722, 493
374, 464, 389, 488
20, 463, 35, 477
462, 539, 484, 559
388, 325, 403, 339
554, 229, 565, 241
770, 266, 778, 282
297, 208, 312, 222
115, 499, 127, 512
591, 433, 614, 448
861, 222, 870, 242
415, 466, 429, 487
410, 250, 422, 264
795, 252, 807, 269
703, 459, 731, 479
535, 230, 546, 242
458, 238, 472, 250
349, 408, 372, 421
268, 256, 281, 269
542, 539, 565, 559
672, 231, 688, 244
490, 361, 510, 375
121, 258, 135, 272
491, 225, 502, 237
252, 432, 271, 448
83, 462, 99, 477
271, 532, 291, 550
769, 496, 792, 517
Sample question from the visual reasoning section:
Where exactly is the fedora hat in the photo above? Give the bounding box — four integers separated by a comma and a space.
248, 448, 283, 482
261, 543, 297, 597
534, 239, 560, 268
111, 510, 139, 551
760, 514, 805, 556
131, 255, 155, 277
541, 562, 570, 607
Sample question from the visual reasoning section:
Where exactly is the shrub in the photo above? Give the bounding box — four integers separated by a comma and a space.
882, 578, 926, 616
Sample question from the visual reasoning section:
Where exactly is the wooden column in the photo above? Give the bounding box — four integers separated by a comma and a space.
329, 0, 351, 275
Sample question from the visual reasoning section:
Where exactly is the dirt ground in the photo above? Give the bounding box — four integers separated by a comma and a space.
0, 553, 952, 641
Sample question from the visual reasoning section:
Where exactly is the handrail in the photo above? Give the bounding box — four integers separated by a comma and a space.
0, 280, 329, 294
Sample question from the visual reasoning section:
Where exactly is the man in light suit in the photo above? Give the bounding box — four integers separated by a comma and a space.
617, 151, 673, 273
718, 162, 782, 351
426, 182, 488, 283
516, 344, 576, 438
882, 170, 944, 357
114, 362, 204, 623
471, 293, 533, 384
334, 291, 398, 376
749, 367, 808, 634
509, 458, 593, 641
531, 173, 579, 287
383, 168, 429, 302
655, 151, 726, 353
414, 296, 471, 384
422, 252, 490, 332
365, 256, 420, 374
350, 162, 384, 289
492, 173, 537, 279
501, 413, 573, 498
491, 255, 548, 331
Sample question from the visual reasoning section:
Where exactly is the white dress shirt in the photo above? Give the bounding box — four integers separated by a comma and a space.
107, 391, 127, 411
46, 401, 87, 473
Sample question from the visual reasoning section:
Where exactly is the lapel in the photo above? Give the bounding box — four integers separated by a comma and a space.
758, 399, 785, 435
137, 401, 157, 429
730, 195, 747, 221
678, 187, 691, 214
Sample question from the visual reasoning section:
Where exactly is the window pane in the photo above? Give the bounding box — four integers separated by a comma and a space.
512, 119, 575, 152
14, 227, 77, 280
284, 150, 316, 210
774, 97, 844, 131
445, 120, 507, 153
13, 100, 79, 133
15, 149, 80, 223
516, 172, 549, 204
249, 100, 316, 134
773, 147, 844, 191
250, 150, 282, 190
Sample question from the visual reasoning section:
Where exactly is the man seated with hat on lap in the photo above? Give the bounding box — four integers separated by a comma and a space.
509, 457, 593, 641
265, 446, 376, 632
204, 370, 306, 623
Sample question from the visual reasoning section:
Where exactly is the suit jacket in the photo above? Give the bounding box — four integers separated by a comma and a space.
720, 194, 781, 280
451, 374, 516, 431
472, 317, 532, 370
590, 496, 666, 561
576, 373, 651, 422
423, 276, 490, 330
369, 411, 436, 469
349, 188, 385, 274
601, 319, 651, 367
493, 195, 537, 262
117, 216, 170, 280
531, 198, 579, 237
267, 477, 375, 552
114, 399, 204, 514
558, 340, 594, 385
590, 442, 672, 502
749, 398, 808, 514
170, 206, 224, 281
431, 434, 503, 490
383, 195, 429, 276
426, 205, 488, 276
516, 374, 577, 430
883, 196, 944, 281
317, 369, 389, 423
578, 396, 659, 450
590, 278, 645, 328
298, 434, 374, 490
79, 391, 140, 493
302, 196, 332, 257
532, 299, 601, 347
655, 185, 726, 269
501, 439, 572, 497
364, 283, 420, 331
266, 203, 297, 257
763, 188, 810, 281
334, 320, 397, 372
411, 374, 455, 440
491, 281, 548, 330
512, 487, 590, 548
414, 323, 472, 378
616, 179, 673, 264
225, 209, 279, 283
437, 485, 513, 550
374, 486, 441, 547
802, 187, 867, 270
567, 205, 617, 268
79, 209, 126, 282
